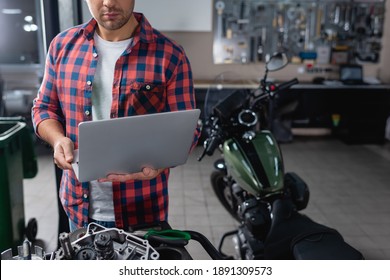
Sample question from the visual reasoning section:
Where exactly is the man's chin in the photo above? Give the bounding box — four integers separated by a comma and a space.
99, 20, 127, 31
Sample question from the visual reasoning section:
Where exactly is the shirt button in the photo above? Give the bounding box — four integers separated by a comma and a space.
87, 80, 92, 86
83, 193, 88, 199
93, 52, 98, 58
85, 110, 90, 116
145, 84, 151, 90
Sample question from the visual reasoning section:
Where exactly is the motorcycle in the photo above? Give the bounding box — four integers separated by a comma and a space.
198, 53, 364, 260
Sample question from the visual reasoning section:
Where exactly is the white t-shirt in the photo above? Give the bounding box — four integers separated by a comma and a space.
89, 33, 132, 222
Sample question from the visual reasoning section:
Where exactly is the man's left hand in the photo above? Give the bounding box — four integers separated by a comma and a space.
98, 167, 165, 182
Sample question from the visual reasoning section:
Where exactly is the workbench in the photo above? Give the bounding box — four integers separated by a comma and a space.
195, 83, 390, 144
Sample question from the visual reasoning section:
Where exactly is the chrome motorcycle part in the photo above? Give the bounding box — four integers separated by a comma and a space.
213, 158, 227, 172
232, 226, 265, 260
69, 227, 88, 243
215, 0, 225, 11
232, 232, 244, 259
58, 232, 74, 259
94, 232, 116, 260
1, 240, 45, 260
242, 131, 256, 142
266, 52, 289, 72
54, 243, 81, 260
53, 223, 159, 260
238, 110, 258, 127
74, 245, 97, 260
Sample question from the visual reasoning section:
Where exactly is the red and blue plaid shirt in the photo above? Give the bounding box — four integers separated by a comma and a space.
32, 13, 200, 229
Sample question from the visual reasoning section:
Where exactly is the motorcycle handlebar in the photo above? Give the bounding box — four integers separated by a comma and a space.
277, 78, 299, 92
205, 134, 221, 156
198, 130, 222, 161
199, 78, 298, 162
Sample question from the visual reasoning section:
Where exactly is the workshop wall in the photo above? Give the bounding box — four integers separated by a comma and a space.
379, 0, 390, 83
163, 0, 390, 84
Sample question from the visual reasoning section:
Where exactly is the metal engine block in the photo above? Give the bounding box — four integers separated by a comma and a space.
1, 223, 159, 260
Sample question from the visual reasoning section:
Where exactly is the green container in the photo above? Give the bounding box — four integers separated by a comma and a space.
0, 120, 37, 254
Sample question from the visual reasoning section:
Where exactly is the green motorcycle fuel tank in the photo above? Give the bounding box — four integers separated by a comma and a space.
223, 131, 284, 197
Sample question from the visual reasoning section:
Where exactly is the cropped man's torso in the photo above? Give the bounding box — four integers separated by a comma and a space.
32, 13, 198, 229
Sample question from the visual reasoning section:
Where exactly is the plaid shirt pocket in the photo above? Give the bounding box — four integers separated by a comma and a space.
128, 82, 166, 115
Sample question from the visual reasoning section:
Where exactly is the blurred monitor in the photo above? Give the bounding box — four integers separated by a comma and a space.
339, 64, 366, 85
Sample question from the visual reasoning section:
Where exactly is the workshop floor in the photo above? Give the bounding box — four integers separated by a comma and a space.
23, 137, 390, 260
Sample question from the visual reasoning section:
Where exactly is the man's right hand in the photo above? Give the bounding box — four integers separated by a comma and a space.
36, 119, 74, 170
53, 137, 74, 170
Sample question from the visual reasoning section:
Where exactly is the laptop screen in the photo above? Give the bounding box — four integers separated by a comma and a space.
339, 65, 363, 83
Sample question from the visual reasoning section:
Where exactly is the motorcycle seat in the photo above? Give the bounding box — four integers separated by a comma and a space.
292, 232, 364, 260
264, 198, 364, 260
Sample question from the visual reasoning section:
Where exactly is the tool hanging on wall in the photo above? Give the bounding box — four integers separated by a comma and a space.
212, 0, 385, 65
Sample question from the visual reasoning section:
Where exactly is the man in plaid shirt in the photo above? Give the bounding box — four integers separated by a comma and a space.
32, 0, 200, 231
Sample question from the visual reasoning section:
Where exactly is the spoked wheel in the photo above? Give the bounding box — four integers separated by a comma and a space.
26, 218, 38, 242
211, 171, 240, 221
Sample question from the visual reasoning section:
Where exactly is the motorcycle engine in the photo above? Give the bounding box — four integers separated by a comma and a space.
1, 223, 160, 260
238, 198, 271, 239
54, 223, 159, 260
232, 198, 271, 259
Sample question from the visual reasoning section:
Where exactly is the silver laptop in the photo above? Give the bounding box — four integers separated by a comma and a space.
72, 109, 200, 182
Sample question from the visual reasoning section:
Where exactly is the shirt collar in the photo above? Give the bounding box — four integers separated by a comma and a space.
79, 12, 155, 44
